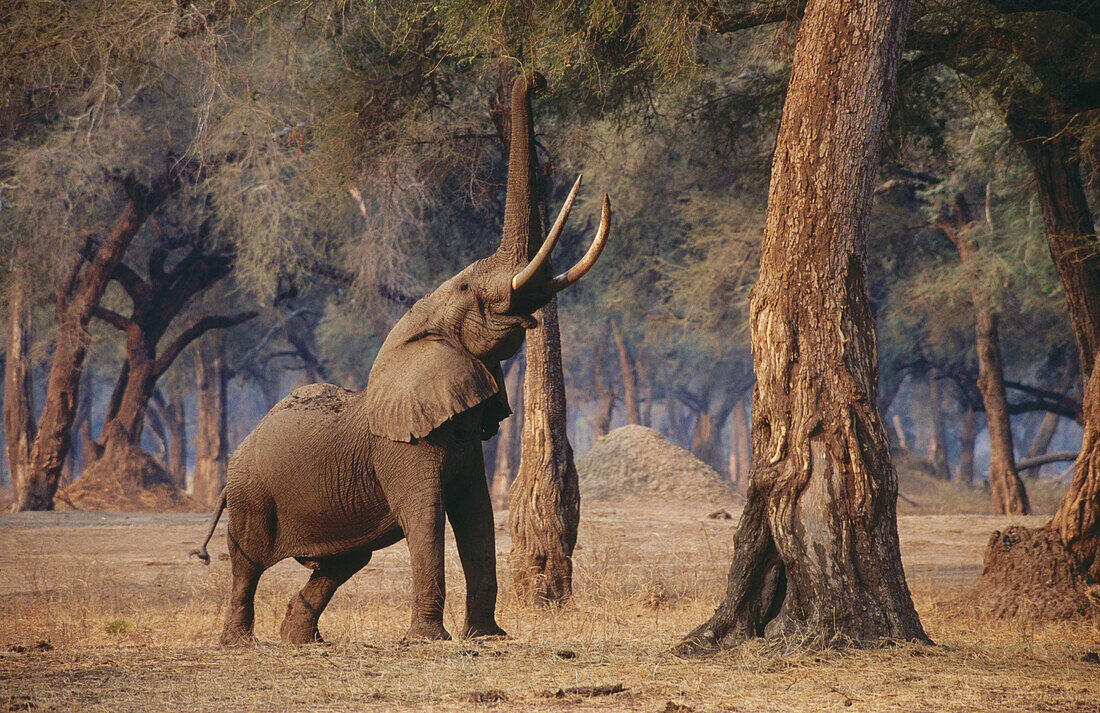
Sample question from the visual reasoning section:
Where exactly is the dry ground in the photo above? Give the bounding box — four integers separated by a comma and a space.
2, 497, 1099, 712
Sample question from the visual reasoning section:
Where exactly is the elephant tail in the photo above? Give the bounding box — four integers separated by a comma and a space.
188, 488, 227, 566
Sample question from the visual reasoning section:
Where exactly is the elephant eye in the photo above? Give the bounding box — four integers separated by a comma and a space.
459, 282, 470, 291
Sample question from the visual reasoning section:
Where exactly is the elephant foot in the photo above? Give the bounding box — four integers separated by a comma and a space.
219, 627, 257, 648
404, 620, 451, 642
462, 622, 509, 639
280, 617, 324, 645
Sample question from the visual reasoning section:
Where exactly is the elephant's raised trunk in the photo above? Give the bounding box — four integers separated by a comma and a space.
510, 174, 581, 291
499, 72, 544, 265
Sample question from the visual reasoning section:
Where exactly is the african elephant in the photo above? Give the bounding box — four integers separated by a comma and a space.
190, 73, 611, 646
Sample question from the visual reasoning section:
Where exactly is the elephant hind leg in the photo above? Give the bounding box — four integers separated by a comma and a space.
220, 533, 264, 647
280, 550, 372, 645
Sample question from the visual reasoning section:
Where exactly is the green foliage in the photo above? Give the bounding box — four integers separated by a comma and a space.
104, 618, 131, 634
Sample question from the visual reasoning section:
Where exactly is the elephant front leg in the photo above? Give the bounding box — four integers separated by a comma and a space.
446, 463, 507, 639
398, 489, 451, 641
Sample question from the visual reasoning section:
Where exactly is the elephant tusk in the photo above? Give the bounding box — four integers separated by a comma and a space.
510, 173, 583, 292
549, 193, 611, 292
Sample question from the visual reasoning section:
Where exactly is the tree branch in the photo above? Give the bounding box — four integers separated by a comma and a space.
92, 306, 138, 334
1017, 450, 1079, 472
710, 1, 805, 33
153, 311, 259, 376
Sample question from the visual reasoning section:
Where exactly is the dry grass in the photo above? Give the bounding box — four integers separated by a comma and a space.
2, 499, 1099, 712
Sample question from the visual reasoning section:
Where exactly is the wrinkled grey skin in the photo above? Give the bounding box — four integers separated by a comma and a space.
196, 255, 549, 646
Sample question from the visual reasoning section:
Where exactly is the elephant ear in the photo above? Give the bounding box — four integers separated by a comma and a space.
480, 363, 513, 441
362, 336, 500, 442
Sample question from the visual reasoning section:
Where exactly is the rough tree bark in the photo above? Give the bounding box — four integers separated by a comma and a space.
676, 0, 927, 653
509, 300, 579, 603
193, 339, 229, 508
4, 270, 36, 509
610, 319, 641, 425
490, 354, 523, 509
500, 72, 581, 604
937, 194, 1029, 515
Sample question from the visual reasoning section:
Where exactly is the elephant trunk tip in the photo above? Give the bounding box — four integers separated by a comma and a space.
189, 548, 212, 565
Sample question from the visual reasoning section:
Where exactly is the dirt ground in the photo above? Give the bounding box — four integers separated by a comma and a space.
2, 498, 1099, 712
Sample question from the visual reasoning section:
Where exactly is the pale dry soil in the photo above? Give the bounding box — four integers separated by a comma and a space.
1, 498, 1098, 712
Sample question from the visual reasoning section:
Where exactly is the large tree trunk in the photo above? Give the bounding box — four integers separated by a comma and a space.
610, 319, 641, 425
956, 405, 978, 485
490, 355, 523, 509
5, 272, 36, 510
1005, 116, 1100, 385
1022, 412, 1060, 472
508, 299, 579, 604
193, 340, 229, 508
17, 196, 153, 511
968, 87, 1100, 619
975, 350, 1100, 618
676, 0, 927, 653
926, 370, 950, 480
938, 194, 1029, 514
1048, 358, 1100, 581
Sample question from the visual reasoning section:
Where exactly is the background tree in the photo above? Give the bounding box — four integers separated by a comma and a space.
676, 0, 928, 651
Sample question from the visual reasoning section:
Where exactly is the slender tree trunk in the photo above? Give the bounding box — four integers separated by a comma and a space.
1023, 412, 1060, 464
690, 411, 725, 476
509, 299, 579, 604
956, 405, 977, 485
152, 390, 187, 490
610, 319, 640, 425
938, 194, 1029, 514
976, 310, 1029, 513
729, 399, 750, 492
5, 273, 36, 510
927, 370, 950, 480
588, 325, 615, 438
490, 355, 523, 509
638, 358, 654, 428
677, 0, 926, 652
193, 340, 229, 508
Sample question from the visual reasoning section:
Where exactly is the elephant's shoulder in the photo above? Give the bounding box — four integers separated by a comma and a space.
272, 383, 357, 416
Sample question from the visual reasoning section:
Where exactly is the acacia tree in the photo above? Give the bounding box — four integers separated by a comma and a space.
676, 0, 928, 652
935, 194, 1029, 514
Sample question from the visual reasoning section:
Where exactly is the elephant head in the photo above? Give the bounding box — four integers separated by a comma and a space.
361, 73, 611, 443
